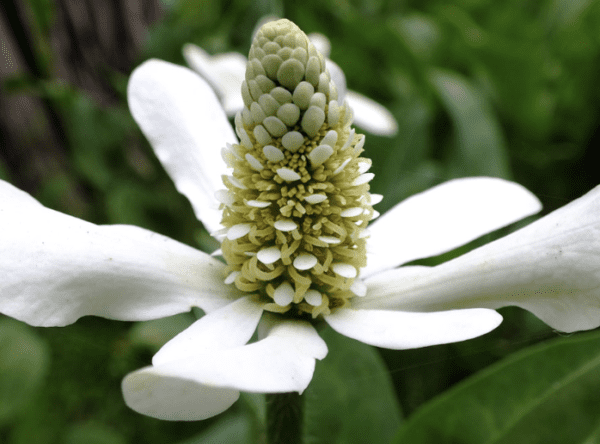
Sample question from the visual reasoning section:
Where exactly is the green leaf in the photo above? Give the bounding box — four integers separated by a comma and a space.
428, 69, 511, 179
175, 413, 252, 444
63, 422, 127, 444
0, 318, 50, 425
303, 327, 402, 444
24, 0, 55, 35
128, 313, 195, 351
394, 329, 600, 444
374, 97, 440, 214
389, 13, 441, 62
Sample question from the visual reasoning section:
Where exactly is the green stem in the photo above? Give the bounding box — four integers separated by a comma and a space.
266, 392, 303, 444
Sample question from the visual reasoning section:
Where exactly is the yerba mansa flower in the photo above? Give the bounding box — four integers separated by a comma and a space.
2, 19, 600, 422
218, 19, 376, 318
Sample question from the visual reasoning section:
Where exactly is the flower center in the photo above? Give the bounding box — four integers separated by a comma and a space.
218, 19, 377, 318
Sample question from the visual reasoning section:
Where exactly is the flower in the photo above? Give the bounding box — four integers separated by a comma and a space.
2, 19, 600, 422
183, 19, 398, 137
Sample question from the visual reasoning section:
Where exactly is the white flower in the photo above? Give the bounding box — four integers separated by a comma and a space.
2, 19, 600, 422
183, 21, 398, 137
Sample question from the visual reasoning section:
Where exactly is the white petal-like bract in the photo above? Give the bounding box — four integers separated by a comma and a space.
360, 185, 600, 333
128, 60, 237, 234
122, 318, 327, 420
0, 180, 236, 327
363, 177, 542, 277
325, 307, 502, 349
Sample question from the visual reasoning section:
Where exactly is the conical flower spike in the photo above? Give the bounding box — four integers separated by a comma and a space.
220, 19, 376, 318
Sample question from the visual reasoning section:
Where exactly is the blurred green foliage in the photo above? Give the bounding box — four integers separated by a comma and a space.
1, 0, 600, 442
395, 328, 600, 444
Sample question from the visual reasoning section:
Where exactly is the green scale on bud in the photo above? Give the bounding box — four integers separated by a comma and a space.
219, 19, 378, 318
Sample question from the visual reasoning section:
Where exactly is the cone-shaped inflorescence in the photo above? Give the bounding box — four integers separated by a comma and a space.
219, 19, 378, 317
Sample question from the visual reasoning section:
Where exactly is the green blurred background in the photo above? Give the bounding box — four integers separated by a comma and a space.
1, 0, 600, 443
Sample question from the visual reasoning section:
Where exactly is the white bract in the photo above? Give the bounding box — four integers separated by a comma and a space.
2, 19, 600, 422
183, 20, 398, 137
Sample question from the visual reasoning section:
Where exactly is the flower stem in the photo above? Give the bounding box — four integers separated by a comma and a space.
265, 392, 303, 444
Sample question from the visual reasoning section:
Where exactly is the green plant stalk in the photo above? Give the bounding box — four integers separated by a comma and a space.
266, 392, 303, 444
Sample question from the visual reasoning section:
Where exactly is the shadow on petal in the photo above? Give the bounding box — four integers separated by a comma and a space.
325, 307, 502, 349
0, 180, 234, 327
363, 177, 542, 277
122, 317, 327, 420
128, 60, 237, 234
361, 185, 600, 333
122, 367, 240, 421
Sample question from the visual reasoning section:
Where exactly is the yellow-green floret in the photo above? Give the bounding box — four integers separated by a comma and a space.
219, 19, 377, 318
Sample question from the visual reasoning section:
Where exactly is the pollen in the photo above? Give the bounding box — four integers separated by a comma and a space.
219, 19, 378, 318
